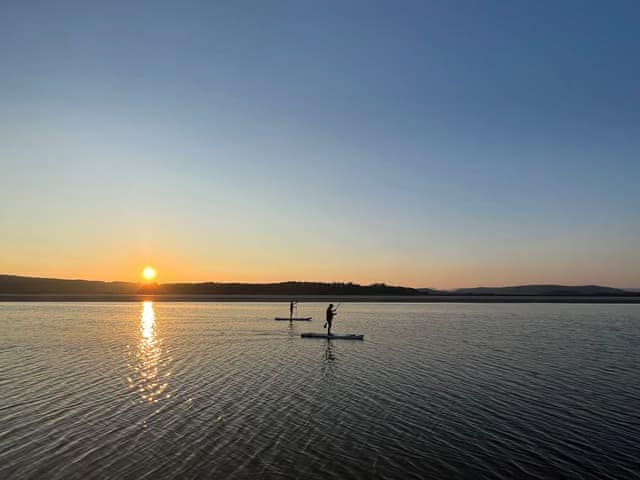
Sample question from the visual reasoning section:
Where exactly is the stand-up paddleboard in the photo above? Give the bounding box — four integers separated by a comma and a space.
275, 317, 312, 321
301, 333, 364, 340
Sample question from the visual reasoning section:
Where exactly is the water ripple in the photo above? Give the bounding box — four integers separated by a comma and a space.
1, 302, 639, 479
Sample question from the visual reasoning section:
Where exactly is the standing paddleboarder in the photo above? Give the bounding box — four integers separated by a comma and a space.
289, 301, 297, 321
324, 304, 338, 336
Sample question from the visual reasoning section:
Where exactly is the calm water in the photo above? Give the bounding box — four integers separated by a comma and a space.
1, 302, 639, 479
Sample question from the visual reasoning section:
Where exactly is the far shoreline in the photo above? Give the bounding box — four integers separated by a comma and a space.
1, 294, 640, 303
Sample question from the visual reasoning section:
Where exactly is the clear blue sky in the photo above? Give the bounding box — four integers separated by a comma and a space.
1, 1, 639, 288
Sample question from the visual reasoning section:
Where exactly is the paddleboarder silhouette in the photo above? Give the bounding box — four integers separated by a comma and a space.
324, 304, 338, 336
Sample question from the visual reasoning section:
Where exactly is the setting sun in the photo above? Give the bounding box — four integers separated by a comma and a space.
142, 266, 157, 281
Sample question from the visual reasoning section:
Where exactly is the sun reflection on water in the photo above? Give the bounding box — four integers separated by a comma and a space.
126, 301, 172, 404
141, 301, 155, 340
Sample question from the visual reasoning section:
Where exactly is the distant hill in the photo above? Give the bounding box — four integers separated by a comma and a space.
1, 275, 635, 297
0, 275, 418, 296
0, 275, 138, 294
452, 285, 632, 296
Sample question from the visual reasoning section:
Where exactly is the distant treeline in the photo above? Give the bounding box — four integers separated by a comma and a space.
0, 275, 635, 297
139, 281, 419, 295
0, 275, 418, 296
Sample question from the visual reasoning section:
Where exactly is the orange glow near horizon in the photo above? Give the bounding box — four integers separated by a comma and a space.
142, 266, 157, 281
3, 254, 638, 289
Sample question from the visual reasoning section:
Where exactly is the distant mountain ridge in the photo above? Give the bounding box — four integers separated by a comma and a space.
0, 275, 635, 296
0, 275, 137, 294
0, 275, 416, 296
451, 284, 631, 296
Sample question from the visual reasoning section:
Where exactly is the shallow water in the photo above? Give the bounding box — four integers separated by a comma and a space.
1, 302, 639, 479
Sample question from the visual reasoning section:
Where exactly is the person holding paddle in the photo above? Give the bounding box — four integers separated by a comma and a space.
324, 304, 338, 336
289, 301, 297, 321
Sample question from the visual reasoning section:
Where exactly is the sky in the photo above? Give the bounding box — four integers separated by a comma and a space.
1, 0, 639, 288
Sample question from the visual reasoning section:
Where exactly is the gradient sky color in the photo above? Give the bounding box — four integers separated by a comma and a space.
1, 1, 639, 288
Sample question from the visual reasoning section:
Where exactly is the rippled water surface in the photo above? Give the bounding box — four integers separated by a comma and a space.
1, 302, 639, 479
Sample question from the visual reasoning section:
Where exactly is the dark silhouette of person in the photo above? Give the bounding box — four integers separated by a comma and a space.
289, 301, 296, 321
325, 304, 337, 336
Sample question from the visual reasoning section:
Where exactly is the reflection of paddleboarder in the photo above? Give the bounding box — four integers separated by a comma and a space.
324, 304, 338, 336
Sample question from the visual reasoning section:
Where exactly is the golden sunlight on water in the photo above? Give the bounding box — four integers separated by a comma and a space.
126, 301, 171, 404
141, 301, 155, 340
